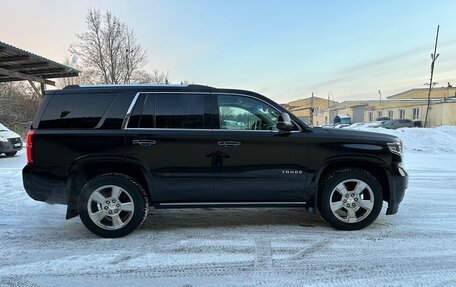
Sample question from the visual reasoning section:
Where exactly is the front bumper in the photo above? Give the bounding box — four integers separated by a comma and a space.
22, 164, 68, 205
386, 165, 408, 215
0, 138, 23, 153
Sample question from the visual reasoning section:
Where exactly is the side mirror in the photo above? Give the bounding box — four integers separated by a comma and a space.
276, 112, 294, 131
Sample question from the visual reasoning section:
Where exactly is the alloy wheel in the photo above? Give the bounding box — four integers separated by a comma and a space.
87, 185, 135, 230
329, 179, 375, 223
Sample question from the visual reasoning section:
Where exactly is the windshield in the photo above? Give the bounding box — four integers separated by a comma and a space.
0, 123, 8, 131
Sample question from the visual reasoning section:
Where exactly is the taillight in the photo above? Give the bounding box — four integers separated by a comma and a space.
26, 130, 35, 164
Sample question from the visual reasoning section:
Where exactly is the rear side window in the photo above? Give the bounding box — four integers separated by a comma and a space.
127, 93, 205, 129
39, 93, 115, 129
139, 95, 155, 128
156, 94, 204, 129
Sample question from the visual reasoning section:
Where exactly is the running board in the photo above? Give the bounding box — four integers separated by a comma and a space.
154, 202, 307, 209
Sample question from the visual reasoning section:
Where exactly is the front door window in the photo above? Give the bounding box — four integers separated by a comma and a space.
218, 95, 279, 131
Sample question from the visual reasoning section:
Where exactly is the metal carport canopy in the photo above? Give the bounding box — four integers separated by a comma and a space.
0, 40, 79, 91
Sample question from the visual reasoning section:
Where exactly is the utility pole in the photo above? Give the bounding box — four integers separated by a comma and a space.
328, 92, 330, 108
328, 91, 334, 108
310, 92, 314, 126
424, 25, 440, 128
378, 89, 382, 107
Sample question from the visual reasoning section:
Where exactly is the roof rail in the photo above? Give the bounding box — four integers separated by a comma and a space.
80, 83, 189, 88
62, 83, 216, 91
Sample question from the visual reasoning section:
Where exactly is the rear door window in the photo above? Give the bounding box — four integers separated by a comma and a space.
139, 94, 155, 128
40, 93, 115, 129
127, 93, 206, 129
155, 94, 205, 129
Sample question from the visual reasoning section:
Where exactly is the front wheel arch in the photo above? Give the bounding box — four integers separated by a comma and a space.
318, 168, 384, 230
312, 158, 391, 212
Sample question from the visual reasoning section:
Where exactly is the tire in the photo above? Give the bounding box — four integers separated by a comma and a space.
319, 168, 383, 230
4, 151, 17, 157
78, 173, 149, 238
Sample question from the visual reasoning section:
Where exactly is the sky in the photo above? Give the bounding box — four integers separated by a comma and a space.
1, 0, 456, 103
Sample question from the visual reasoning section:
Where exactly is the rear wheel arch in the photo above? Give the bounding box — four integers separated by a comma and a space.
66, 157, 153, 219
78, 173, 149, 237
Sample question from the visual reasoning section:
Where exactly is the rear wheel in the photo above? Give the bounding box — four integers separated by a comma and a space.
4, 151, 17, 157
78, 173, 149, 238
319, 168, 383, 230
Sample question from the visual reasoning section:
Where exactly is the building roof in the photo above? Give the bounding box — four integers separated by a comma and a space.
288, 95, 338, 107
387, 87, 456, 99
290, 106, 312, 112
334, 114, 351, 119
0, 40, 79, 86
325, 100, 370, 110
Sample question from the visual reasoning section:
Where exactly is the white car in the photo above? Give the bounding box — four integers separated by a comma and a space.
0, 123, 23, 157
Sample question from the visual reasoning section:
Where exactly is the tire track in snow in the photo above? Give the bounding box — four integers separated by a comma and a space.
0, 276, 41, 287
254, 238, 272, 268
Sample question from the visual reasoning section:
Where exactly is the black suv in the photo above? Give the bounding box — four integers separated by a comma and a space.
23, 84, 408, 237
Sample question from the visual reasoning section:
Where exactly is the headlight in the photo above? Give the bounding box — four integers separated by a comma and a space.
387, 141, 403, 155
0, 137, 8, 142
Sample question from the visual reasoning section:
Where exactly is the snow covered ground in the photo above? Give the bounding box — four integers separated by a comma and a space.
346, 125, 456, 153
1, 129, 456, 286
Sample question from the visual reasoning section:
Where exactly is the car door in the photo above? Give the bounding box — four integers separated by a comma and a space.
212, 93, 308, 203
124, 92, 214, 203
392, 120, 400, 129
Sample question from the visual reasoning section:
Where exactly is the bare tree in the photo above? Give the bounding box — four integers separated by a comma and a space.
220, 107, 234, 119
135, 70, 169, 84
70, 9, 149, 84
56, 57, 92, 88
0, 82, 40, 138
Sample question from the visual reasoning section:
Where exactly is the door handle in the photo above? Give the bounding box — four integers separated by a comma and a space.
132, 139, 157, 147
218, 141, 241, 148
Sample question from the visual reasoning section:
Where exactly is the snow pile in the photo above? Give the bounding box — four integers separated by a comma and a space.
348, 125, 456, 153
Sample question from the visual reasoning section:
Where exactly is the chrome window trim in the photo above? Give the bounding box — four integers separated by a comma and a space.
138, 91, 210, 94
122, 91, 303, 133
214, 129, 277, 133
122, 92, 210, 130
126, 128, 211, 132
121, 92, 141, 130
125, 127, 278, 133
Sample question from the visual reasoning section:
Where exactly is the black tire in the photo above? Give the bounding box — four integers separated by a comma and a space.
78, 173, 149, 238
4, 151, 17, 157
319, 168, 383, 230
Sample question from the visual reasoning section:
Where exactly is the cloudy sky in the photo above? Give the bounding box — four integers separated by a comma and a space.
1, 0, 455, 103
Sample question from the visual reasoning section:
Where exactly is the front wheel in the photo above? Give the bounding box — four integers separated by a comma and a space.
4, 151, 17, 157
319, 168, 383, 230
78, 173, 149, 238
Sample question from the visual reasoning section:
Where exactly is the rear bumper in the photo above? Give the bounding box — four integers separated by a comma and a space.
386, 165, 408, 215
22, 164, 68, 205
